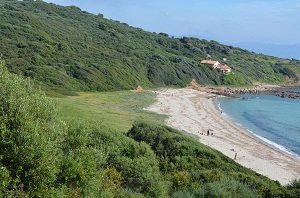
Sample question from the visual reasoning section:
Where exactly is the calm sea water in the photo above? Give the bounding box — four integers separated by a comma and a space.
218, 91, 300, 157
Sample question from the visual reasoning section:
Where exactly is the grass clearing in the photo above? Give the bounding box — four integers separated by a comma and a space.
53, 90, 166, 132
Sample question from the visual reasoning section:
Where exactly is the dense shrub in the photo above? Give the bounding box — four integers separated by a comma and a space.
0, 60, 64, 195
223, 73, 250, 85
0, 61, 168, 197
128, 122, 296, 197
287, 179, 300, 197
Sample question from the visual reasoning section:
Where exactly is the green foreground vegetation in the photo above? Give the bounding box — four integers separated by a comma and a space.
54, 91, 165, 132
1, 0, 300, 94
1, 61, 300, 197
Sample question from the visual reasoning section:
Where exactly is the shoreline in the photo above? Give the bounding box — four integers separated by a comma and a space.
214, 98, 300, 160
146, 88, 300, 185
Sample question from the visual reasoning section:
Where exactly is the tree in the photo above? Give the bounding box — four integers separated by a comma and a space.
0, 60, 64, 195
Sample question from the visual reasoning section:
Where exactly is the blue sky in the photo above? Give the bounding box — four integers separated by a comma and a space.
45, 0, 300, 45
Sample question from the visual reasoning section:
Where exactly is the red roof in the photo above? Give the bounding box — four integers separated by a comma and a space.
200, 60, 219, 65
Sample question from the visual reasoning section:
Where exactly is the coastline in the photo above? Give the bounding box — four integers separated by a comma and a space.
146, 88, 300, 185
214, 98, 300, 159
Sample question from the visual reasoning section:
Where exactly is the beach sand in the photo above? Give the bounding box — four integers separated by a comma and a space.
146, 88, 300, 185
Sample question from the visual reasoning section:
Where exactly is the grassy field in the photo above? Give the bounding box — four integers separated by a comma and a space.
54, 90, 166, 132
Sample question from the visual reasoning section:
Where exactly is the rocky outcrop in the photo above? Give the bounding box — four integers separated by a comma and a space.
188, 82, 300, 99
222, 87, 260, 95
216, 86, 300, 99
272, 90, 300, 99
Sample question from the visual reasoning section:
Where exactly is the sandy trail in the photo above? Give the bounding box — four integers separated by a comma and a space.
146, 88, 300, 185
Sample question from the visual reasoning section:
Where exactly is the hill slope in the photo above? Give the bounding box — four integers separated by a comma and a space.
1, 0, 300, 92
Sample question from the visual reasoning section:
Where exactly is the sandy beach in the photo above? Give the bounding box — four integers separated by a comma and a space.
146, 88, 300, 185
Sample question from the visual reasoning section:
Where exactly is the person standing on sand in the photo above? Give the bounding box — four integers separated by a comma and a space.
207, 129, 210, 136
234, 153, 237, 160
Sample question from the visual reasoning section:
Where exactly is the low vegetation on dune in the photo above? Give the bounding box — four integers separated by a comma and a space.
1, 61, 300, 197
1, 0, 300, 94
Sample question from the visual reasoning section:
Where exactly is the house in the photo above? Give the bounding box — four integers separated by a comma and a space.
200, 59, 232, 74
217, 64, 231, 74
200, 60, 220, 69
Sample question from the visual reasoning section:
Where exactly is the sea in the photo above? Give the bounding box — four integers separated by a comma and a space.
217, 89, 300, 158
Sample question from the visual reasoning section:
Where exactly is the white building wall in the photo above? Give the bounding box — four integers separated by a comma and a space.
213, 62, 220, 69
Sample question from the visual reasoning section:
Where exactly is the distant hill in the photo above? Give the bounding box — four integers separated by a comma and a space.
1, 1, 300, 92
234, 42, 300, 60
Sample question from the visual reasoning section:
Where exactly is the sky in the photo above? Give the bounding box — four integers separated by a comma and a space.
44, 0, 300, 45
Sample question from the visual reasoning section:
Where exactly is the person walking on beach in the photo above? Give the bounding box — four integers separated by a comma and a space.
234, 153, 237, 160
207, 129, 210, 136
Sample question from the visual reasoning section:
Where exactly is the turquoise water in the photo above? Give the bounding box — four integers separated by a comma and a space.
218, 93, 300, 157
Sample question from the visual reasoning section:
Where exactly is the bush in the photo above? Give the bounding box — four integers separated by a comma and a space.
127, 121, 294, 197
61, 120, 169, 197
0, 60, 64, 194
287, 179, 300, 197
204, 179, 259, 198
223, 73, 250, 85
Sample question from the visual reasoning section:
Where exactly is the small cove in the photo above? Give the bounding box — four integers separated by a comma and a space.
218, 92, 300, 158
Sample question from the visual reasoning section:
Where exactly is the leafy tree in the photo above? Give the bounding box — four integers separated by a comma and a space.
0, 60, 64, 195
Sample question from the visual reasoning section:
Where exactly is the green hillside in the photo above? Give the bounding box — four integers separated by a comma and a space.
1, 0, 299, 93
1, 60, 299, 197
